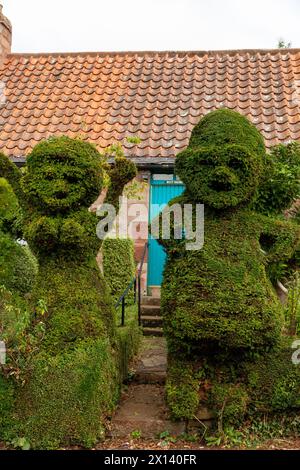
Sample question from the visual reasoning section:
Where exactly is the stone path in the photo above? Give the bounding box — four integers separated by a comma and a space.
109, 337, 185, 439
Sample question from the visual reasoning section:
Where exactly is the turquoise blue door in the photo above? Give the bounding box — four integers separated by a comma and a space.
148, 175, 185, 286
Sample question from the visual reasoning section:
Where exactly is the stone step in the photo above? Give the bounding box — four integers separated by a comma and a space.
141, 315, 163, 328
133, 337, 167, 385
141, 305, 161, 316
134, 363, 166, 384
111, 417, 185, 439
141, 296, 161, 307
134, 369, 166, 385
143, 327, 164, 337
110, 384, 185, 438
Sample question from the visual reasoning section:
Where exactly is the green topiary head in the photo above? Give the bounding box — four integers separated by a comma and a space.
175, 109, 266, 209
22, 136, 104, 214
0, 152, 22, 199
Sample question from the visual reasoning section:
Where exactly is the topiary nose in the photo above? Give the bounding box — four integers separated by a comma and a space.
53, 181, 68, 198
209, 166, 239, 192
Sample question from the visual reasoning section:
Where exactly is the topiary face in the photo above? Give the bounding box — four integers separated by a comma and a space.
176, 144, 263, 209
176, 109, 265, 209
22, 137, 104, 214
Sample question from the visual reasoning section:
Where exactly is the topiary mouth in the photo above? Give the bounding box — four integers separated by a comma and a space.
209, 179, 233, 192
54, 191, 68, 200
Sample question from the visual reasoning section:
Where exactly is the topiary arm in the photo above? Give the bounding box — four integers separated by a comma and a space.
60, 209, 100, 259
24, 214, 60, 255
156, 195, 190, 257
258, 213, 300, 282
105, 157, 137, 212
252, 142, 300, 216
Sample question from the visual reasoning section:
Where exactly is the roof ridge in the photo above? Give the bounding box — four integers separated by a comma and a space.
7, 48, 300, 58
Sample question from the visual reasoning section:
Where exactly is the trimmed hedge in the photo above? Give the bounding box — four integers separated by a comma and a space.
116, 303, 142, 381
102, 238, 136, 304
0, 152, 22, 198
0, 235, 38, 295
16, 338, 119, 449
22, 136, 105, 214
0, 177, 19, 225
13, 305, 141, 449
105, 157, 137, 211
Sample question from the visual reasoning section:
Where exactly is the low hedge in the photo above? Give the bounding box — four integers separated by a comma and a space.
116, 303, 142, 379
102, 238, 136, 304
0, 235, 38, 295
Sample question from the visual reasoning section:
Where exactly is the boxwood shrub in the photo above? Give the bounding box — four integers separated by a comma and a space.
102, 238, 136, 304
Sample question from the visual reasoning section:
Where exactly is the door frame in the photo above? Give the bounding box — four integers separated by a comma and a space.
147, 173, 184, 290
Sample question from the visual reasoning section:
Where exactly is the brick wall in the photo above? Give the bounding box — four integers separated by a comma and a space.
93, 171, 150, 294
129, 171, 150, 295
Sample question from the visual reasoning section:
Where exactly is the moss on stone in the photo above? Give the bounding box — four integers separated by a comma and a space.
208, 383, 249, 427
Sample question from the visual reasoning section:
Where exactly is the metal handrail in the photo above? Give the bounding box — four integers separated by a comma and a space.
115, 242, 148, 327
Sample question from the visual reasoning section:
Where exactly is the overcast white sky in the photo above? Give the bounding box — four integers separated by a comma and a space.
2, 0, 300, 53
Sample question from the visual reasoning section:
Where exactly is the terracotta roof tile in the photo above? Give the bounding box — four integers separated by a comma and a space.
0, 49, 300, 158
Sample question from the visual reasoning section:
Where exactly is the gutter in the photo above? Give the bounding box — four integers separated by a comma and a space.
12, 156, 176, 172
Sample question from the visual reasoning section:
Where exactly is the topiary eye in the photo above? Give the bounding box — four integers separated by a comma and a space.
67, 176, 79, 184
44, 173, 54, 181
200, 159, 214, 167
229, 158, 244, 170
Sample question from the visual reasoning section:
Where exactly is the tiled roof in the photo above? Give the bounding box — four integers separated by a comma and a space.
0, 49, 300, 159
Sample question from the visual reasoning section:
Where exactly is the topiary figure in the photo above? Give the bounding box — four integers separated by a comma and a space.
158, 109, 300, 423
16, 136, 136, 448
